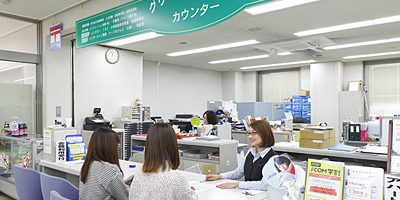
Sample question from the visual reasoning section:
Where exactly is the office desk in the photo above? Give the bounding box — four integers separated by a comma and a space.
40, 160, 268, 200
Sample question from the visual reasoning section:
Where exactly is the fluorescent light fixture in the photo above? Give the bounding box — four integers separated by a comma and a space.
104, 32, 163, 46
245, 0, 319, 15
209, 55, 269, 64
343, 51, 400, 59
277, 52, 293, 56
295, 15, 400, 37
324, 37, 400, 50
240, 60, 316, 70
14, 77, 34, 82
0, 64, 24, 72
167, 40, 260, 57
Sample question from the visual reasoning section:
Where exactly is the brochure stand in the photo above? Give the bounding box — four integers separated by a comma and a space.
65, 134, 86, 161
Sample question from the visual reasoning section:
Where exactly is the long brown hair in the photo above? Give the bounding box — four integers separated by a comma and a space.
80, 127, 122, 183
250, 120, 275, 148
142, 123, 180, 173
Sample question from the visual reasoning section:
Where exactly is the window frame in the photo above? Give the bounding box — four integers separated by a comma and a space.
0, 12, 43, 134
364, 58, 400, 121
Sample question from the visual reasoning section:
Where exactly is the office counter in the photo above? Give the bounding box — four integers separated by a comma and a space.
273, 142, 387, 170
40, 160, 268, 200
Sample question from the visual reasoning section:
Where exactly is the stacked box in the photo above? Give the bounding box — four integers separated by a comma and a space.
301, 96, 310, 103
285, 102, 292, 112
292, 95, 302, 103
292, 95, 311, 121
299, 129, 335, 149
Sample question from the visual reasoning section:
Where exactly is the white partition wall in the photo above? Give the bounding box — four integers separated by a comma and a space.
74, 46, 143, 131
143, 61, 222, 120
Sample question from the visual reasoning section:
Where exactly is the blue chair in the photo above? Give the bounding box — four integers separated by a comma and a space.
50, 190, 70, 200
13, 164, 43, 200
40, 173, 79, 200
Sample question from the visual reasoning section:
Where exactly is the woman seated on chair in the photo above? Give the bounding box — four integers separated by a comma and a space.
129, 123, 197, 200
205, 120, 277, 190
79, 127, 134, 200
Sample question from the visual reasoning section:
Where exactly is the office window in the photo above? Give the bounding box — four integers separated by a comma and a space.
368, 63, 400, 116
262, 71, 299, 102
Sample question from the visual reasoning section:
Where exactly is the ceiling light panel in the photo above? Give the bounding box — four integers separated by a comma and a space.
245, 0, 320, 15
295, 15, 400, 37
240, 60, 316, 69
324, 37, 400, 50
104, 32, 163, 46
209, 55, 269, 64
167, 40, 259, 57
343, 51, 400, 59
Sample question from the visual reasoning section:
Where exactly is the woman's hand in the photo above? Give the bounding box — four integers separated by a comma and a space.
216, 182, 239, 189
205, 174, 221, 181
124, 174, 134, 185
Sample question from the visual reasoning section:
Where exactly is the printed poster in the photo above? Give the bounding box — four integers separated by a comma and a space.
343, 166, 383, 200
305, 159, 344, 200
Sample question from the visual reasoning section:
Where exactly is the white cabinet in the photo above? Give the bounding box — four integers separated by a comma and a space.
131, 136, 240, 174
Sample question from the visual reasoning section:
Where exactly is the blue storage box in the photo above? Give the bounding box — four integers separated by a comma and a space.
301, 96, 311, 103
285, 103, 292, 111
292, 103, 302, 111
292, 95, 302, 103
302, 115, 311, 122
293, 114, 302, 118
292, 110, 301, 116
301, 110, 310, 116
301, 103, 311, 111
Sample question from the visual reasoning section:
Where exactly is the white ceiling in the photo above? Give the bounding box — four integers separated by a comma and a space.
2, 0, 400, 71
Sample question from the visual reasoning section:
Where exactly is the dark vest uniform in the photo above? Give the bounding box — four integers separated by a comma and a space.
244, 148, 277, 181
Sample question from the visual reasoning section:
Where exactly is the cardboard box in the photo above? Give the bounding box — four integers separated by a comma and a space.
348, 80, 363, 91
298, 90, 310, 96
300, 138, 333, 149
330, 137, 336, 146
300, 129, 330, 140
330, 129, 335, 139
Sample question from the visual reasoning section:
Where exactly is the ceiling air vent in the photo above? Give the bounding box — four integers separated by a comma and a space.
313, 54, 325, 58
178, 41, 189, 45
245, 27, 263, 32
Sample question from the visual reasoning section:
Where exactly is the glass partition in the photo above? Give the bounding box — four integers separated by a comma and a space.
0, 61, 36, 135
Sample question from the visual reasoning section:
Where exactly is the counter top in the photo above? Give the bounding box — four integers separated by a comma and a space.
273, 142, 387, 162
40, 160, 268, 200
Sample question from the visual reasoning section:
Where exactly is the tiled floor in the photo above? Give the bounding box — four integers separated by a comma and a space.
0, 193, 14, 200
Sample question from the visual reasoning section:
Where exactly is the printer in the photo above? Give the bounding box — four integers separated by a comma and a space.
168, 114, 198, 132
83, 108, 112, 130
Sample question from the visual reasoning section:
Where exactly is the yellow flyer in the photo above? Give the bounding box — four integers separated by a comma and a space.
305, 159, 345, 200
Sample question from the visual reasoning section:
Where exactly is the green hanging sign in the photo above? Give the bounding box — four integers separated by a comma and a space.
76, 0, 273, 49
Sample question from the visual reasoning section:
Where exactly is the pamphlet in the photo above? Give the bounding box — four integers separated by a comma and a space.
304, 159, 344, 200
343, 166, 383, 200
263, 155, 305, 200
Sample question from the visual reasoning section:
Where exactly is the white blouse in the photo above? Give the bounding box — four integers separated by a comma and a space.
129, 169, 198, 200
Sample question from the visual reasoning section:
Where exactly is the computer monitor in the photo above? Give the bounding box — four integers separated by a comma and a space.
168, 120, 192, 132
155, 118, 164, 123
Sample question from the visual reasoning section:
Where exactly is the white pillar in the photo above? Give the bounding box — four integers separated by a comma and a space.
310, 61, 343, 144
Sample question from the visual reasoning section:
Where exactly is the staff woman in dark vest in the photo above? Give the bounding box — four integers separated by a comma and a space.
205, 120, 276, 190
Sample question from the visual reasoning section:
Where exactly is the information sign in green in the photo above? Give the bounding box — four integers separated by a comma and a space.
76, 0, 273, 49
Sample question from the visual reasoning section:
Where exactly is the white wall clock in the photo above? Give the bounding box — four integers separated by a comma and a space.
105, 48, 119, 64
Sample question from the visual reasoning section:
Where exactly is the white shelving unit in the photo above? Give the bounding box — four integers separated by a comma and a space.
131, 135, 242, 174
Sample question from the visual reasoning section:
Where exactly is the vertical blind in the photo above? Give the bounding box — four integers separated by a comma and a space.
369, 63, 399, 116
262, 71, 299, 102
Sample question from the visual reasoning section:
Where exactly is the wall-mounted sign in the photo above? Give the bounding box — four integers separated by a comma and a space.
76, 0, 273, 49
50, 23, 62, 52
